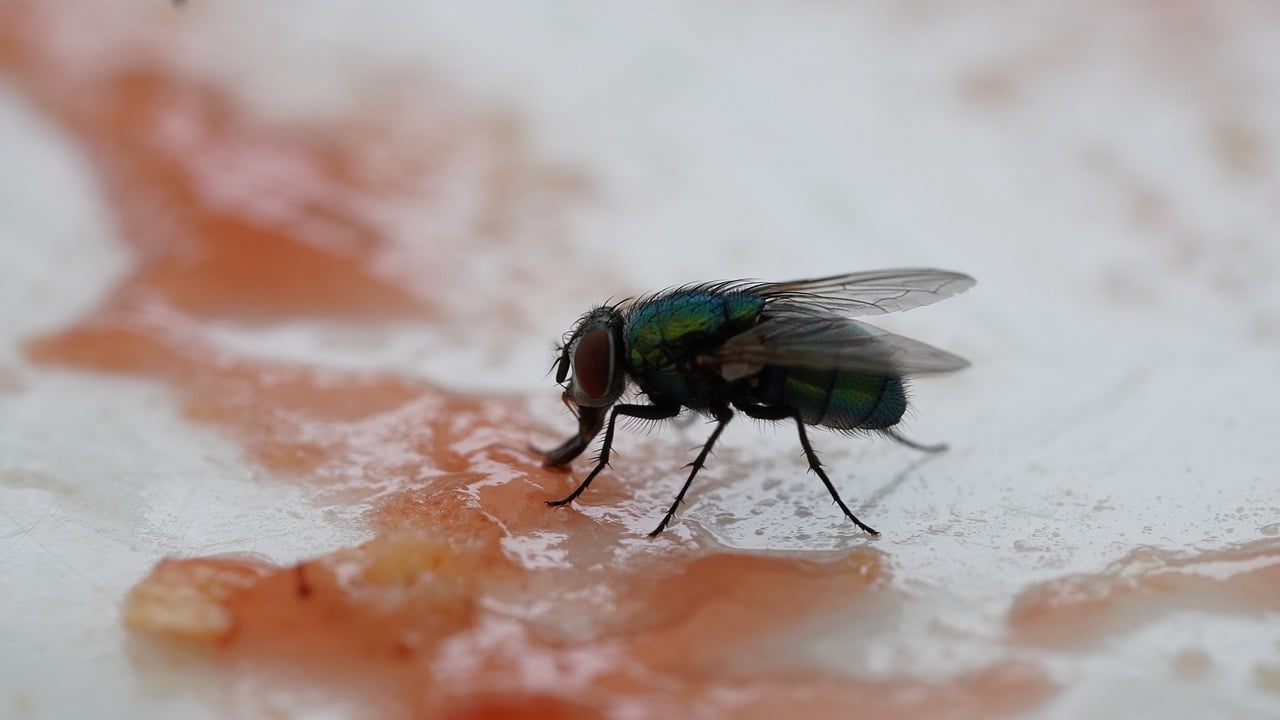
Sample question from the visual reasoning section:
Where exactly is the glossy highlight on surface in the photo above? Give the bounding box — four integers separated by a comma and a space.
0, 1, 1054, 718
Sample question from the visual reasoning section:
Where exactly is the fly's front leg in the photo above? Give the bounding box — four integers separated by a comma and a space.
546, 402, 681, 508
735, 400, 879, 536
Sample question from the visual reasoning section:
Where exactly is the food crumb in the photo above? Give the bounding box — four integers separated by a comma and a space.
1169, 648, 1211, 680
1254, 661, 1280, 694
0, 366, 25, 393
124, 558, 274, 641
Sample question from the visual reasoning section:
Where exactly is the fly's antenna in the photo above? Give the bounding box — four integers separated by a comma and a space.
882, 428, 948, 454
547, 344, 570, 382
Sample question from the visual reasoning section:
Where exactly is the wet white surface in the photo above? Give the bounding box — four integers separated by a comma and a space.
2, 2, 1279, 718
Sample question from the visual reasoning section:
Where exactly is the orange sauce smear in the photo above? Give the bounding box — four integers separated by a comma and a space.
2, 2, 1052, 717
1010, 538, 1280, 649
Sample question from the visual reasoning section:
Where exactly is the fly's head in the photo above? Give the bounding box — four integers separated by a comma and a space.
554, 306, 626, 411
542, 306, 625, 468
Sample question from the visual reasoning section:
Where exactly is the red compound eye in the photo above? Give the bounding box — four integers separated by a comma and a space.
572, 327, 613, 400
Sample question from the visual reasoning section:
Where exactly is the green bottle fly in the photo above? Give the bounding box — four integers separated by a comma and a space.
542, 269, 974, 537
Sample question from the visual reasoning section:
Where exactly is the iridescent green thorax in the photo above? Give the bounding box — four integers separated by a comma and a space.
624, 289, 765, 405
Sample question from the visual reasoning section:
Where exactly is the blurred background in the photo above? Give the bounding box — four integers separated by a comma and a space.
1, 1, 1278, 718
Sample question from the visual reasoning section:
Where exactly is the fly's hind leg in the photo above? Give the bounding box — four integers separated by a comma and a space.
882, 427, 948, 454
735, 400, 879, 536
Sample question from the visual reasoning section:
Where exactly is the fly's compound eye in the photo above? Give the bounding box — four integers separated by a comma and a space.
568, 324, 622, 407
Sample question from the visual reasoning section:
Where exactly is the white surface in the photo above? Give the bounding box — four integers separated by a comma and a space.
2, 2, 1279, 718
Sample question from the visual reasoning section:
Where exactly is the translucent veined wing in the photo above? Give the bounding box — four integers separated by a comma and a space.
709, 310, 969, 377
749, 268, 975, 317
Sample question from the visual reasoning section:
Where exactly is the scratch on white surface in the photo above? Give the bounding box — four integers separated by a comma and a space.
0, 504, 110, 598
0, 511, 43, 545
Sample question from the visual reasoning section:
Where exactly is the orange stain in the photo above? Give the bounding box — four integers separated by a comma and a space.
0, 21, 428, 322
4, 1, 1054, 718
1010, 538, 1280, 649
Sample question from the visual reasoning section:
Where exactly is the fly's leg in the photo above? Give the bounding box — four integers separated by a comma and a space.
735, 401, 879, 536
794, 418, 879, 535
882, 427, 948, 453
546, 402, 681, 508
649, 405, 733, 537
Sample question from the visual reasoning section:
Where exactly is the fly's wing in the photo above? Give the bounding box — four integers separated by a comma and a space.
709, 311, 969, 378
749, 268, 975, 317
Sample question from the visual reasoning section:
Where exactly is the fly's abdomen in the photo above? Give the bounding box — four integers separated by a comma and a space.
753, 366, 906, 430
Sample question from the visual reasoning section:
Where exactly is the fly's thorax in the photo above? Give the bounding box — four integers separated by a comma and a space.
622, 290, 765, 404
558, 307, 626, 408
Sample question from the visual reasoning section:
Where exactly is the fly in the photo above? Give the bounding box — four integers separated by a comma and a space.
541, 268, 974, 537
